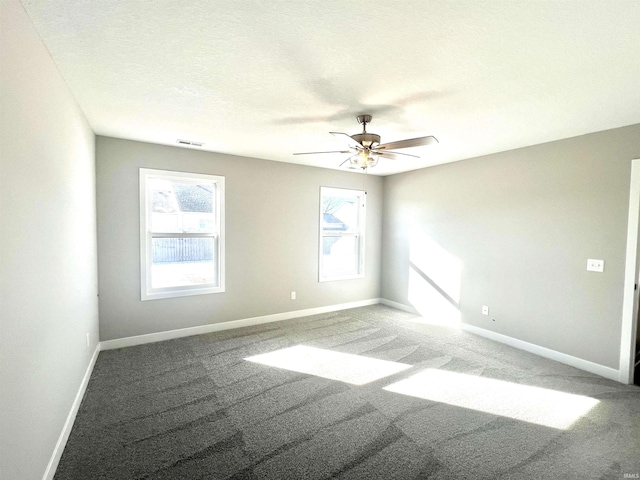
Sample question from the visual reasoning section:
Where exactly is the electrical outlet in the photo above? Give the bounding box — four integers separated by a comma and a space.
291, 291, 296, 300
482, 305, 489, 315
587, 259, 604, 272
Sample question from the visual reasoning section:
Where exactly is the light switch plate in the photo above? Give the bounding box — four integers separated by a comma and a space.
587, 259, 604, 272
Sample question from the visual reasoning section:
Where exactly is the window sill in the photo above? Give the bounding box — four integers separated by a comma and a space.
319, 274, 364, 283
141, 286, 225, 301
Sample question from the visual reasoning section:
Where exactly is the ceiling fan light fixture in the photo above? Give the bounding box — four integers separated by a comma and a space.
367, 155, 379, 168
350, 150, 379, 169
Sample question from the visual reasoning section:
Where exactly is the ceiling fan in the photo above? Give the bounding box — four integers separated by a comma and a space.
294, 114, 438, 170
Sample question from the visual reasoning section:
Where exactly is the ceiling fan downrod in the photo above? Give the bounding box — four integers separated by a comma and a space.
356, 114, 372, 132
353, 115, 379, 147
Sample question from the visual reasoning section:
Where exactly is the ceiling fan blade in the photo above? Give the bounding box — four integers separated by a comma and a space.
293, 150, 351, 156
377, 135, 438, 150
330, 132, 362, 149
376, 150, 420, 160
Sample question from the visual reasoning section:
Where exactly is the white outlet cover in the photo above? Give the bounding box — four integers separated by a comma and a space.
587, 259, 604, 272
482, 306, 489, 315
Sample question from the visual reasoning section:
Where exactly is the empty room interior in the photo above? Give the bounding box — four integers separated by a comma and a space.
3, 1, 640, 479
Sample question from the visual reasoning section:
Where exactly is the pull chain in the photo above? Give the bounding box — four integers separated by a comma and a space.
362, 167, 367, 194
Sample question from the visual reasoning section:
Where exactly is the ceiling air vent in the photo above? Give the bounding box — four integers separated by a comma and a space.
177, 139, 204, 147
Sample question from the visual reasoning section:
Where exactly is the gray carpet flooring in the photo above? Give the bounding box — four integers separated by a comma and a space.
54, 305, 640, 479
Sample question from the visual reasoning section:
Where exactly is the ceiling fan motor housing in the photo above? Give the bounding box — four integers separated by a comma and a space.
352, 133, 380, 147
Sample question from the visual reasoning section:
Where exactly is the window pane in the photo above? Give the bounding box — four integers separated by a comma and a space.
150, 179, 215, 233
321, 194, 360, 233
151, 237, 217, 288
141, 168, 225, 300
322, 235, 359, 277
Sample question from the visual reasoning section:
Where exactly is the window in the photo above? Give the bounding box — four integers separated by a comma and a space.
319, 187, 366, 281
140, 168, 224, 300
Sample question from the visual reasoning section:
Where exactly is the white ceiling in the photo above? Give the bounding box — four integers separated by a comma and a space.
20, 0, 640, 175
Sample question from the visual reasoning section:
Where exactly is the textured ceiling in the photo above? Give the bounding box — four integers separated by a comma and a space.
20, 0, 640, 175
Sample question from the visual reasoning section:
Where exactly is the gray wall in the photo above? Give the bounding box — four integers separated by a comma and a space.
0, 1, 99, 479
382, 124, 640, 369
96, 137, 383, 340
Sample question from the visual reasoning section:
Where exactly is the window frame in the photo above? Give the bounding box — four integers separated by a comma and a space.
318, 186, 366, 282
139, 168, 225, 301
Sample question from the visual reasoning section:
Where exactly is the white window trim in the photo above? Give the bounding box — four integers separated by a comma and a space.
139, 168, 225, 301
319, 186, 366, 282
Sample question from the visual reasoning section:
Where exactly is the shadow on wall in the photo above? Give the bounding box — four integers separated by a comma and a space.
408, 229, 462, 327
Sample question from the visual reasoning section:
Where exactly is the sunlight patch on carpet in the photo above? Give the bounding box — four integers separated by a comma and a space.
245, 345, 412, 385
383, 369, 599, 430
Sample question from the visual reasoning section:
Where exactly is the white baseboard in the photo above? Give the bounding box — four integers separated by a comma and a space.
380, 299, 620, 382
100, 298, 382, 351
461, 323, 620, 381
43, 344, 100, 480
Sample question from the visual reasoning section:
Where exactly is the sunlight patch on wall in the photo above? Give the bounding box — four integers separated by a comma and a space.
383, 369, 599, 430
245, 345, 412, 385
408, 267, 461, 326
408, 230, 462, 327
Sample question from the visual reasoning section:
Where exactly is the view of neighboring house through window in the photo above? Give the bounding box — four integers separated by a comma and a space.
319, 186, 366, 281
140, 168, 225, 300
